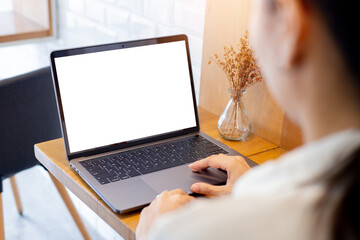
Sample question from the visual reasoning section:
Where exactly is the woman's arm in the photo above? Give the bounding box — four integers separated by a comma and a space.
136, 154, 251, 239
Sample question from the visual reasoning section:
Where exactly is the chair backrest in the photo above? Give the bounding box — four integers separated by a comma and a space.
0, 67, 61, 180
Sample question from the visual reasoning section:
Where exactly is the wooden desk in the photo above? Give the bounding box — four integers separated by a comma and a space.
34, 107, 286, 240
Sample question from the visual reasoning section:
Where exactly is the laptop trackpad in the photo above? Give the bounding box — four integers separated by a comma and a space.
140, 165, 227, 194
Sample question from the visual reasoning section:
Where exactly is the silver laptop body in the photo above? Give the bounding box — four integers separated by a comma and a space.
50, 35, 257, 213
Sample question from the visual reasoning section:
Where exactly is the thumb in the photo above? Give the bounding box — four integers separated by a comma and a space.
191, 183, 228, 196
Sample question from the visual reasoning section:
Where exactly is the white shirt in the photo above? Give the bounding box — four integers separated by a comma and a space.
147, 129, 360, 240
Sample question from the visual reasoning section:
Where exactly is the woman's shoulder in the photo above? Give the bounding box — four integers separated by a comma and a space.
233, 128, 360, 197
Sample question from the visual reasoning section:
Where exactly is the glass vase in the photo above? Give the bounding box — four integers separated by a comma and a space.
217, 89, 251, 141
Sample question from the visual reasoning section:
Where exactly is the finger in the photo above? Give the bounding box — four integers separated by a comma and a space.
189, 154, 232, 172
188, 155, 222, 172
169, 189, 187, 195
140, 206, 149, 215
183, 195, 196, 204
188, 195, 196, 201
157, 190, 169, 197
191, 182, 228, 196
172, 193, 196, 204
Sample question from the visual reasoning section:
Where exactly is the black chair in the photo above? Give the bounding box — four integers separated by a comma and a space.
0, 67, 91, 240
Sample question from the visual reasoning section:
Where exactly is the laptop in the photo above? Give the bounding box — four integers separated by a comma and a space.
50, 35, 257, 213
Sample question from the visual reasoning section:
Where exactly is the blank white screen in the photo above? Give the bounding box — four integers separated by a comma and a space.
55, 41, 197, 154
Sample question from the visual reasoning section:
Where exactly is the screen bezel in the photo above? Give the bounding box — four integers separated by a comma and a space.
50, 35, 200, 161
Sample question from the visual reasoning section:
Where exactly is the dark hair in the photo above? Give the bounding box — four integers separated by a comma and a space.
301, 0, 360, 239
315, 147, 360, 240
305, 0, 360, 79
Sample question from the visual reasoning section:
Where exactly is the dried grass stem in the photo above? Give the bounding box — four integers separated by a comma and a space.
208, 31, 263, 92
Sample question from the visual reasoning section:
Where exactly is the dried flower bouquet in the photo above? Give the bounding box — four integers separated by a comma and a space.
209, 31, 263, 140
209, 31, 262, 93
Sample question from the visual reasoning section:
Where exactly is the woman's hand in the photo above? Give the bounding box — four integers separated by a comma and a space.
189, 154, 251, 196
136, 189, 195, 240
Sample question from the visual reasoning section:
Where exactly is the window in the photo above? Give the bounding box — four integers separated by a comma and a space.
0, 0, 13, 12
0, 0, 54, 43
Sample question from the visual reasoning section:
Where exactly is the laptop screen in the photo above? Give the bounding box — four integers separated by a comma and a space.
52, 37, 197, 155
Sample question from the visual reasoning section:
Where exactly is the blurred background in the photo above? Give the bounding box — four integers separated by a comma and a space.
0, 1, 206, 239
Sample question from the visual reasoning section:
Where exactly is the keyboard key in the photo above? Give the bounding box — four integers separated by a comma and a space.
99, 179, 110, 185
95, 172, 117, 180
126, 167, 141, 177
108, 175, 121, 182
90, 169, 109, 176
80, 161, 94, 167
120, 175, 130, 180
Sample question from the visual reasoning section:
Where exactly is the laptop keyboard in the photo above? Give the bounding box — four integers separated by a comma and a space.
79, 135, 228, 185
